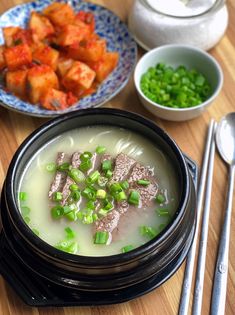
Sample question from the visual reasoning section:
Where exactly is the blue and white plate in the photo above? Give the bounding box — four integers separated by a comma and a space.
0, 0, 137, 117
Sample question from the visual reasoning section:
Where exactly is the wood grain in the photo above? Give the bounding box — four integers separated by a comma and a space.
0, 1, 234, 314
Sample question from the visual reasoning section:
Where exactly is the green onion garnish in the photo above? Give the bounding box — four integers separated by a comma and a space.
65, 227, 76, 239
156, 208, 170, 216
46, 162, 56, 172
96, 189, 107, 199
86, 200, 96, 210
128, 190, 140, 205
80, 151, 92, 161
97, 176, 108, 187
24, 216, 30, 224
52, 191, 63, 202
57, 162, 71, 171
92, 213, 98, 221
70, 190, 80, 201
51, 205, 64, 219
82, 187, 96, 200
55, 240, 78, 254
94, 231, 109, 244
137, 179, 150, 186
21, 206, 30, 217
109, 183, 122, 195
83, 214, 94, 224
140, 63, 211, 108
19, 192, 27, 201
69, 184, 79, 191
105, 170, 113, 178
32, 228, 39, 236
116, 191, 127, 202
69, 168, 85, 182
77, 211, 84, 221
65, 211, 77, 221
156, 193, 166, 204
102, 160, 112, 172
79, 159, 92, 172
121, 181, 129, 190
86, 170, 100, 184
140, 226, 158, 239
121, 245, 134, 253
96, 145, 106, 154
63, 203, 77, 214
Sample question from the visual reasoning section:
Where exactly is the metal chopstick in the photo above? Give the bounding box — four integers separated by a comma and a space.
178, 120, 216, 315
192, 122, 217, 315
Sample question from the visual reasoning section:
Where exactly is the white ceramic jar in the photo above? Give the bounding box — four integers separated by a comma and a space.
128, 0, 228, 51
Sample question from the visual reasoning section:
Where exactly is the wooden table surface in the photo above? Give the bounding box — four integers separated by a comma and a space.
0, 1, 235, 314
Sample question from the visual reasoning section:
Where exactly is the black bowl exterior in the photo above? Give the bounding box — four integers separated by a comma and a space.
0, 109, 197, 303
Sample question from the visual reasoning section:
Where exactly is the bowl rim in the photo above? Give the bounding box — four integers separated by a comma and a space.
4, 108, 191, 266
134, 44, 224, 112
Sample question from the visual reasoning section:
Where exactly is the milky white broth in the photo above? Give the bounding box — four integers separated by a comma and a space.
18, 126, 179, 256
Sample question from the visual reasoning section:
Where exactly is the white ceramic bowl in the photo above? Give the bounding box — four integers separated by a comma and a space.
134, 44, 223, 121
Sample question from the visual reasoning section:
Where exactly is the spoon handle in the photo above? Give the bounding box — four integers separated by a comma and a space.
211, 164, 235, 315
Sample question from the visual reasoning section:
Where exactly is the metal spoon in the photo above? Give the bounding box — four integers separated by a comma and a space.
211, 112, 235, 315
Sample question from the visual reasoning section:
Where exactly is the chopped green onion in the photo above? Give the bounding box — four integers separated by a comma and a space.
19, 192, 27, 201
57, 162, 71, 171
77, 211, 84, 221
65, 227, 76, 239
156, 193, 166, 204
51, 205, 64, 219
52, 191, 63, 201
94, 231, 109, 244
157, 208, 170, 216
86, 200, 96, 210
83, 214, 93, 224
69, 168, 85, 183
55, 240, 78, 254
128, 190, 140, 205
140, 226, 158, 239
79, 159, 92, 172
97, 176, 108, 187
80, 151, 92, 161
24, 216, 30, 224
86, 170, 100, 184
121, 245, 134, 253
82, 187, 96, 200
70, 190, 80, 201
32, 228, 39, 236
121, 181, 129, 190
140, 63, 211, 108
46, 162, 56, 172
65, 210, 77, 221
96, 145, 106, 154
21, 206, 30, 217
69, 184, 79, 191
104, 201, 113, 211
63, 204, 77, 214
96, 189, 107, 199
137, 179, 150, 186
105, 170, 113, 178
116, 191, 127, 202
92, 213, 99, 221
109, 183, 122, 195
102, 160, 112, 172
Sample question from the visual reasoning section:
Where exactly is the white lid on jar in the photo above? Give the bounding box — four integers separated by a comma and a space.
146, 0, 217, 17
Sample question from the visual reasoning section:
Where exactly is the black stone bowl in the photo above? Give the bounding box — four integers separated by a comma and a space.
0, 108, 197, 307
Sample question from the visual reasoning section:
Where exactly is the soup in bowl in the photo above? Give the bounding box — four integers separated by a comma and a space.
0, 108, 197, 305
